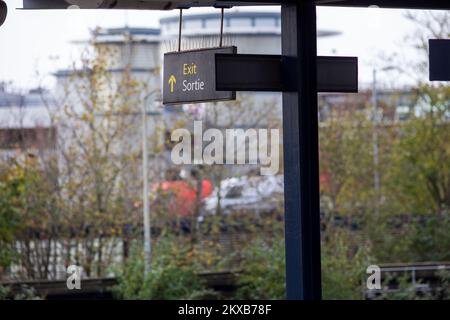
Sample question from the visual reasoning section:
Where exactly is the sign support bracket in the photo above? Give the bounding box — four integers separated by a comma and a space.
215, 54, 358, 93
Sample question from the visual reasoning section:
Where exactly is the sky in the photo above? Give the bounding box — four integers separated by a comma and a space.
0, 0, 434, 91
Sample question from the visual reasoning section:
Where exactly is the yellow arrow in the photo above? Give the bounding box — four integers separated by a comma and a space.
168, 75, 176, 93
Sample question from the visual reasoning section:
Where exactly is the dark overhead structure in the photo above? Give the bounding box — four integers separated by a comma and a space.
21, 0, 450, 10
17, 0, 450, 300
0, 0, 7, 27
316, 0, 449, 9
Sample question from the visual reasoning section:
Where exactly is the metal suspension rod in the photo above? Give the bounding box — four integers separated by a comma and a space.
219, 8, 224, 47
178, 9, 183, 52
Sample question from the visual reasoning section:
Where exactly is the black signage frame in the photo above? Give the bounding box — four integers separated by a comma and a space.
429, 39, 450, 81
163, 46, 237, 105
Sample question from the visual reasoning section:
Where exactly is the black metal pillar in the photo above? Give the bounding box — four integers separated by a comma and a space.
281, 2, 322, 300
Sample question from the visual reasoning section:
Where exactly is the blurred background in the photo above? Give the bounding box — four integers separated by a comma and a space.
0, 2, 449, 299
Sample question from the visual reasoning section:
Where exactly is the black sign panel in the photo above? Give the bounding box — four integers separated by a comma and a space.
215, 54, 284, 91
429, 39, 450, 81
163, 46, 236, 105
316, 56, 358, 93
215, 54, 358, 93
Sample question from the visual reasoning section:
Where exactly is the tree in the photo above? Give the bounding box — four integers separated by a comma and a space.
0, 33, 160, 280
0, 161, 25, 275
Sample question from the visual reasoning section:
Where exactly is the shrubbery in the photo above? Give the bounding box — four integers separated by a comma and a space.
233, 237, 285, 299
113, 236, 218, 300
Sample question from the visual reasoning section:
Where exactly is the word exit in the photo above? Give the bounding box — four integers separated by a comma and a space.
183, 63, 197, 75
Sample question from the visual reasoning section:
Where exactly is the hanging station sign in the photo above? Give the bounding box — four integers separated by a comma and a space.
163, 46, 237, 105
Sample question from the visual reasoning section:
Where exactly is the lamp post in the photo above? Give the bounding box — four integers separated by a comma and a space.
122, 28, 157, 276
142, 93, 153, 276
96, 94, 159, 277
372, 66, 394, 211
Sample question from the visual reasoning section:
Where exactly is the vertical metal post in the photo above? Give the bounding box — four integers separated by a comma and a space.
142, 96, 151, 276
372, 68, 380, 197
281, 2, 322, 300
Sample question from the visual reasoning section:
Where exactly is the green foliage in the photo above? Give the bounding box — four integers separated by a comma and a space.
318, 82, 450, 298
0, 162, 26, 270
375, 271, 450, 300
377, 84, 450, 263
374, 273, 424, 300
319, 107, 376, 216
0, 285, 41, 300
113, 236, 210, 300
409, 209, 450, 262
234, 236, 285, 300
321, 228, 372, 300
386, 84, 450, 215
365, 218, 417, 263
433, 271, 450, 300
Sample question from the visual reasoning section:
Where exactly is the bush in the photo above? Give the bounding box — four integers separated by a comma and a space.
0, 285, 41, 300
232, 223, 371, 300
113, 236, 211, 300
321, 230, 372, 300
0, 163, 25, 271
234, 237, 285, 300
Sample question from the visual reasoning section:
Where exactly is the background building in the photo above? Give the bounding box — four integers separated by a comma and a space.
47, 10, 342, 179
0, 10, 421, 180
0, 85, 56, 160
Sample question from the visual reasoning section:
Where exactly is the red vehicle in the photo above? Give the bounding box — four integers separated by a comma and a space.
152, 179, 213, 217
